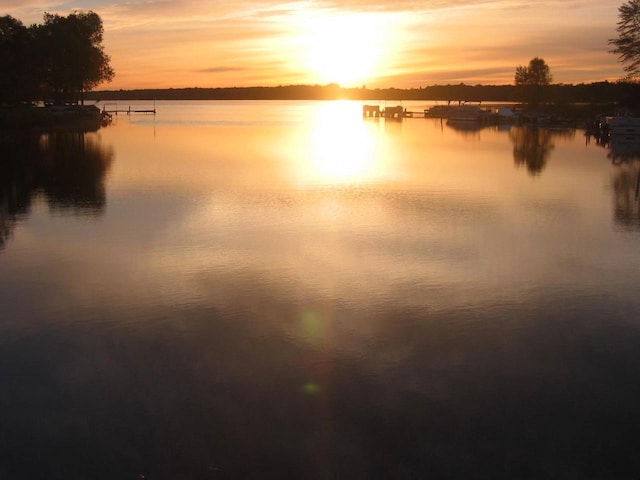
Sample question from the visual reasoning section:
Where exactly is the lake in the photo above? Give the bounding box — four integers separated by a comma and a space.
1, 100, 640, 479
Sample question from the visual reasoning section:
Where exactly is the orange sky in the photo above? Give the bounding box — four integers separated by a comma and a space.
2, 0, 625, 89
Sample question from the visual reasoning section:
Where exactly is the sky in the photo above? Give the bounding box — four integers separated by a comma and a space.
0, 0, 626, 90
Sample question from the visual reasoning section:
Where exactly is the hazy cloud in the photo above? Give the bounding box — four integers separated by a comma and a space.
0, 0, 624, 88
198, 67, 247, 73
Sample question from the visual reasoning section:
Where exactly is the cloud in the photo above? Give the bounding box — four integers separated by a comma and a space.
198, 67, 247, 73
5, 0, 621, 88
322, 0, 616, 14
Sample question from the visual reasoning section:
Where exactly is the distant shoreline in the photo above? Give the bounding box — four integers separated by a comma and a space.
85, 82, 640, 104
2, 82, 637, 130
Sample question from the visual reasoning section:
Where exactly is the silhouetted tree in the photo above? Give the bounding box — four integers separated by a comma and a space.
37, 11, 114, 104
515, 57, 553, 107
0, 15, 41, 104
610, 0, 640, 78
0, 15, 26, 104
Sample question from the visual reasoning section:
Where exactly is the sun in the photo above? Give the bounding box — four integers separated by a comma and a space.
302, 13, 385, 86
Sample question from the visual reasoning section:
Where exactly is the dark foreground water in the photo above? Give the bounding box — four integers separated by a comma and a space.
1, 101, 640, 479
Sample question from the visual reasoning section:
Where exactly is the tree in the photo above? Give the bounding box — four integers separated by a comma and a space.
514, 57, 553, 106
0, 16, 41, 104
515, 57, 552, 86
609, 0, 640, 78
38, 11, 114, 104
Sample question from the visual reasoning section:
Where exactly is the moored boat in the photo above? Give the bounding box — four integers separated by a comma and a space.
447, 105, 487, 124
607, 116, 640, 136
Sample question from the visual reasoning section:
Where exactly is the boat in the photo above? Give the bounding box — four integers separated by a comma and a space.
424, 105, 452, 118
493, 106, 517, 123
607, 116, 640, 136
447, 105, 487, 124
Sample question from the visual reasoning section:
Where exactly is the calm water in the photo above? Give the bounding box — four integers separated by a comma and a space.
1, 101, 640, 479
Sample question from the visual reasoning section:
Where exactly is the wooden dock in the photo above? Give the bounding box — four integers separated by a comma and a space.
362, 104, 430, 120
102, 103, 156, 115
362, 104, 515, 124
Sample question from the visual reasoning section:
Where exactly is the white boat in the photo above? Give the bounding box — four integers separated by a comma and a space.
494, 106, 517, 122
447, 105, 486, 123
607, 116, 640, 136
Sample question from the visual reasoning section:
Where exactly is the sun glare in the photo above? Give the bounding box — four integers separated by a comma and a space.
303, 14, 385, 86
300, 102, 385, 185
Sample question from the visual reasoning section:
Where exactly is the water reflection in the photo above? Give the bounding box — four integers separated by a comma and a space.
296, 102, 393, 185
446, 121, 490, 137
0, 131, 113, 250
2, 102, 640, 479
609, 138, 640, 229
608, 136, 640, 165
508, 126, 572, 175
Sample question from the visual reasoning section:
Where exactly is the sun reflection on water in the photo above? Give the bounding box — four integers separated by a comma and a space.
299, 101, 389, 186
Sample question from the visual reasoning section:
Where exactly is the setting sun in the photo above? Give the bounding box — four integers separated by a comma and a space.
302, 14, 386, 86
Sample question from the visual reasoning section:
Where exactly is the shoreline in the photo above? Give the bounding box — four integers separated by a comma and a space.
0, 100, 625, 131
0, 105, 110, 131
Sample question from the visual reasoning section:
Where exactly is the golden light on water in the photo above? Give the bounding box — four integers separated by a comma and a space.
300, 101, 388, 185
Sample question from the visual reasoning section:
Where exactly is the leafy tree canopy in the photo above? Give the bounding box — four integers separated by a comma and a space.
39, 11, 115, 103
609, 0, 640, 78
0, 11, 114, 104
515, 57, 553, 86
514, 57, 553, 107
0, 15, 37, 104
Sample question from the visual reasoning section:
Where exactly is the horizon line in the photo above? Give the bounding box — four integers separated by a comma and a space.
91, 80, 636, 92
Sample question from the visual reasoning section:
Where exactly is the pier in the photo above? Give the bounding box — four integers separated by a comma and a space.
363, 104, 418, 119
362, 104, 439, 120
102, 102, 156, 115
362, 103, 522, 126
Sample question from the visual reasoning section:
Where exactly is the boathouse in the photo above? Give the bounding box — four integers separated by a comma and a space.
362, 105, 381, 117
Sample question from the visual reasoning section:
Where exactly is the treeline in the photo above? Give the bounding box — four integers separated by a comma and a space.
85, 81, 640, 104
